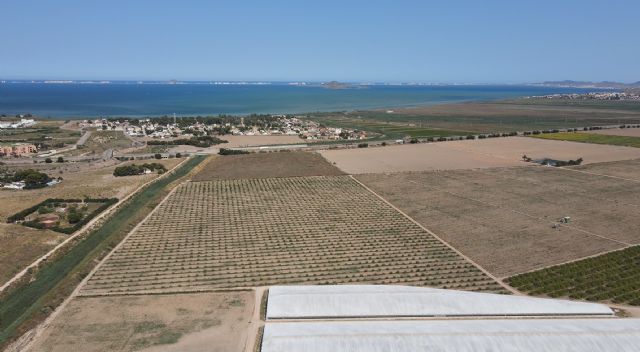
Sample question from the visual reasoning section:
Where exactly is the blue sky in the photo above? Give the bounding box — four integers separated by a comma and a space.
1, 0, 638, 83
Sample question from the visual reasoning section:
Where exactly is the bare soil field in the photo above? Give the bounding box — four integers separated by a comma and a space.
357, 162, 640, 277
26, 291, 253, 352
320, 137, 640, 174
572, 158, 640, 181
81, 176, 503, 296
223, 135, 309, 147
587, 128, 640, 137
191, 152, 344, 181
0, 224, 66, 286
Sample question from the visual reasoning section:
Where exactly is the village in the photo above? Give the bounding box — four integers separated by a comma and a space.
530, 91, 640, 101
79, 115, 367, 141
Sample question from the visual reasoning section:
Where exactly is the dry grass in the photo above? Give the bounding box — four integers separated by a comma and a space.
356, 162, 640, 277
191, 152, 344, 181
26, 291, 253, 352
0, 158, 182, 287
0, 224, 66, 286
81, 176, 503, 296
0, 158, 182, 219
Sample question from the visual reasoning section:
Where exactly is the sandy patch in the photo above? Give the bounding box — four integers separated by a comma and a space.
27, 291, 253, 352
320, 137, 640, 174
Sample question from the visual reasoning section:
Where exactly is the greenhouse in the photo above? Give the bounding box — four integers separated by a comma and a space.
261, 319, 640, 352
266, 285, 613, 319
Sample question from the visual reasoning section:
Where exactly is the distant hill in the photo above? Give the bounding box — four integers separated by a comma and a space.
540, 80, 640, 90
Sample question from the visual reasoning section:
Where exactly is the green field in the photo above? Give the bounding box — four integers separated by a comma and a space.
309, 116, 470, 139
0, 156, 205, 346
508, 246, 640, 306
531, 132, 640, 148
309, 100, 640, 135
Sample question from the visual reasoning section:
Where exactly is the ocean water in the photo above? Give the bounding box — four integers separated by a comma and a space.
0, 84, 596, 118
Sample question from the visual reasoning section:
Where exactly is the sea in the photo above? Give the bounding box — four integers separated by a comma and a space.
0, 83, 599, 119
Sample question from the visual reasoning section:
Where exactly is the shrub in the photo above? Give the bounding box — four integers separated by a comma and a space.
175, 152, 182, 158
409, 138, 419, 144
357, 143, 368, 148
219, 148, 250, 155
154, 153, 162, 159
56, 156, 64, 163
45, 157, 52, 163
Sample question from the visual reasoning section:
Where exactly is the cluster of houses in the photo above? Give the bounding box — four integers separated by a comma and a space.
0, 178, 61, 190
0, 143, 38, 157
0, 118, 37, 129
531, 92, 640, 101
281, 117, 367, 140
79, 116, 367, 141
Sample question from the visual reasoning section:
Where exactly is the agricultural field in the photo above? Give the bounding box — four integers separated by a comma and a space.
0, 159, 181, 286
508, 246, 640, 306
80, 176, 503, 296
587, 127, 640, 137
311, 100, 640, 135
191, 151, 344, 181
356, 161, 640, 277
532, 131, 640, 148
571, 158, 640, 181
320, 137, 640, 174
0, 156, 205, 347
25, 291, 253, 352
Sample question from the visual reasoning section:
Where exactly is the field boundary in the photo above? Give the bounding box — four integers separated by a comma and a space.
349, 175, 516, 294
5, 161, 191, 352
0, 157, 190, 294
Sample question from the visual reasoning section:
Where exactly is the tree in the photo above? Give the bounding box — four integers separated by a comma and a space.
175, 152, 182, 158
56, 156, 64, 163
45, 158, 53, 164
154, 153, 162, 159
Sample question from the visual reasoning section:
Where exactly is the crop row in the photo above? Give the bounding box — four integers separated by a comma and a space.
508, 246, 640, 306
82, 176, 504, 295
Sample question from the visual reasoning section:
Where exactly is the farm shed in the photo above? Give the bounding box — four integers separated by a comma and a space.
261, 319, 640, 352
266, 285, 613, 319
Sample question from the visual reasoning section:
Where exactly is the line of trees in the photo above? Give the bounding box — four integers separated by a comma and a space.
113, 163, 167, 177
147, 135, 227, 148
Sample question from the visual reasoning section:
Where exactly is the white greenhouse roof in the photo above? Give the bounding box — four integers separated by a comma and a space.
261, 319, 640, 352
266, 285, 613, 319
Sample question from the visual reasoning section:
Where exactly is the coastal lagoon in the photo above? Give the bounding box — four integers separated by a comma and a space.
0, 83, 596, 118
